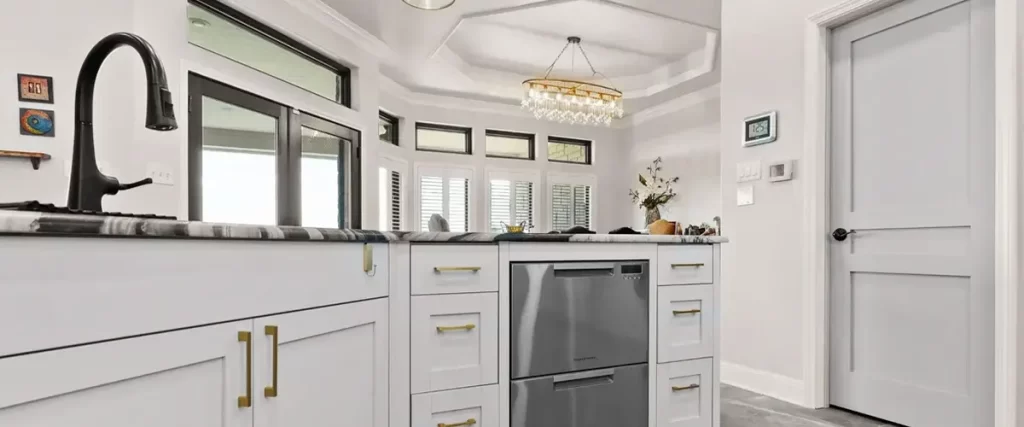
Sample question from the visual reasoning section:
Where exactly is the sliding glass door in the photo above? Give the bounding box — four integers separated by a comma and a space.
188, 74, 361, 228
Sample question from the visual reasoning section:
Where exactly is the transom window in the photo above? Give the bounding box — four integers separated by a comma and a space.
379, 111, 398, 146
416, 123, 472, 154
548, 136, 592, 165
486, 130, 535, 160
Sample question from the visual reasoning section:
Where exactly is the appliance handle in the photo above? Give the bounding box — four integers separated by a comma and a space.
553, 368, 615, 391
552, 262, 616, 277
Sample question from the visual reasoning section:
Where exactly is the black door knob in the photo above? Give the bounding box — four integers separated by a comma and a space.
832, 228, 856, 241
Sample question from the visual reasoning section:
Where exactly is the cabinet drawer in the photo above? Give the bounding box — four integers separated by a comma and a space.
412, 245, 499, 295
412, 385, 498, 427
658, 285, 714, 363
411, 293, 498, 393
657, 358, 713, 427
657, 246, 713, 286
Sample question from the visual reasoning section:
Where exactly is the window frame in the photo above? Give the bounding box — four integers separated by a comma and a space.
546, 173, 598, 232
485, 129, 536, 161
188, 0, 352, 107
547, 136, 593, 165
486, 169, 540, 233
415, 122, 473, 155
379, 111, 399, 146
414, 164, 475, 232
188, 73, 362, 228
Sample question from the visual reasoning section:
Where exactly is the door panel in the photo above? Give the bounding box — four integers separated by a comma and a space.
828, 0, 994, 425
254, 298, 388, 427
0, 321, 251, 427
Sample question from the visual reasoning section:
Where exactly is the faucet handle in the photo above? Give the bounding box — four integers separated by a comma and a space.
117, 177, 153, 191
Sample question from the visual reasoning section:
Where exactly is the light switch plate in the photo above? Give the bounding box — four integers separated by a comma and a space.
736, 161, 762, 183
737, 185, 754, 206
146, 163, 174, 185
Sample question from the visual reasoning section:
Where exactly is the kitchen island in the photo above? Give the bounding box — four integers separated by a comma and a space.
0, 210, 726, 427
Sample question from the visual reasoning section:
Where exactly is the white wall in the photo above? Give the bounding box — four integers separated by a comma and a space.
378, 87, 630, 233
627, 93, 721, 230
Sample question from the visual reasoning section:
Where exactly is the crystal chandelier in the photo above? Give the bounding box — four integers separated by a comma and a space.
522, 36, 624, 126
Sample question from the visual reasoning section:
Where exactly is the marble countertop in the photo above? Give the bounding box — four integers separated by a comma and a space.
0, 211, 727, 244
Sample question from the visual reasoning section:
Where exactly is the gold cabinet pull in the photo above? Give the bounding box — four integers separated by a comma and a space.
434, 266, 482, 273
436, 324, 476, 333
671, 263, 705, 268
264, 325, 279, 398
438, 418, 477, 427
238, 331, 253, 408
672, 383, 700, 392
673, 309, 702, 316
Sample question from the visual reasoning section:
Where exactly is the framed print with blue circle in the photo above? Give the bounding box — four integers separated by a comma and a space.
19, 108, 55, 137
743, 111, 777, 147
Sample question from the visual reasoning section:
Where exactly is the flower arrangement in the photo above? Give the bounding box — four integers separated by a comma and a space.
629, 157, 680, 225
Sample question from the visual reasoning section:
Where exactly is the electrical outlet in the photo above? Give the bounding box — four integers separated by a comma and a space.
146, 163, 174, 185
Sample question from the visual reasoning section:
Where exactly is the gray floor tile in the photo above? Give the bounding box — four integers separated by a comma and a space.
722, 384, 897, 427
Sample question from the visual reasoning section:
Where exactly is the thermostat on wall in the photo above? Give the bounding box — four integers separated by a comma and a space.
743, 111, 777, 147
768, 160, 793, 182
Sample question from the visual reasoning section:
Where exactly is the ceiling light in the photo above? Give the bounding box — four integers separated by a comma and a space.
190, 17, 211, 28
403, 0, 456, 11
523, 36, 624, 127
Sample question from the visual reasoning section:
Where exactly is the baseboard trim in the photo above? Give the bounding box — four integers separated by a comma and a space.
721, 362, 807, 407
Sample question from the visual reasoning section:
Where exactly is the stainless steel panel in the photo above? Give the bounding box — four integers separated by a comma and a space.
511, 363, 648, 427
511, 261, 649, 379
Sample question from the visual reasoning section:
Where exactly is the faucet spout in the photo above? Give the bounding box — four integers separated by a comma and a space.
67, 32, 177, 212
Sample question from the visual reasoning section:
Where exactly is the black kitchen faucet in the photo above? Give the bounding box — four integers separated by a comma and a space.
67, 32, 177, 212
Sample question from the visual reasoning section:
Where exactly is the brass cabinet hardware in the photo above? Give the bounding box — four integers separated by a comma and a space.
264, 325, 279, 398
671, 263, 705, 268
672, 309, 702, 316
434, 266, 482, 273
436, 324, 476, 333
438, 418, 477, 427
238, 331, 253, 408
672, 384, 700, 392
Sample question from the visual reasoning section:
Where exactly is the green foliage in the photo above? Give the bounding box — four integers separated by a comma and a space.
628, 157, 680, 210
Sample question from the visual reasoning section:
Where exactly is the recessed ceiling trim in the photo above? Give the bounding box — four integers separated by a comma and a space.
285, 0, 394, 60
598, 0, 719, 32
430, 0, 584, 58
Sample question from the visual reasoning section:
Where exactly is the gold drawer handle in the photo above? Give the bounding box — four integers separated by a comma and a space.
264, 325, 279, 398
672, 383, 700, 392
238, 331, 253, 408
671, 263, 705, 268
434, 266, 482, 273
436, 324, 476, 333
439, 418, 477, 427
673, 309, 702, 316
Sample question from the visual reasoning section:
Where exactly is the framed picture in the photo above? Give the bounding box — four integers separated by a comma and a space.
19, 108, 55, 137
743, 111, 777, 147
18, 74, 54, 104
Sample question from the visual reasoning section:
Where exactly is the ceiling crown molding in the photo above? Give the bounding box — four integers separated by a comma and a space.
282, 0, 395, 60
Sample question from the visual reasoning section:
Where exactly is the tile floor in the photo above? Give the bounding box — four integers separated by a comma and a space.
722, 385, 899, 427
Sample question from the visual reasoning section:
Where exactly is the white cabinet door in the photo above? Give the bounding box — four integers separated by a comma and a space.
254, 298, 388, 427
412, 385, 499, 427
411, 293, 498, 393
656, 358, 713, 427
0, 321, 252, 427
657, 285, 715, 363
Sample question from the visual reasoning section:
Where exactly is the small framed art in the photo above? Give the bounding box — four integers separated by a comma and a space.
18, 74, 54, 104
20, 108, 55, 137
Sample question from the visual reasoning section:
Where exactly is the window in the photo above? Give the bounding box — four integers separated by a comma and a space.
489, 179, 535, 232
418, 167, 472, 232
188, 74, 361, 228
548, 137, 592, 165
187, 0, 350, 106
551, 184, 591, 231
486, 130, 534, 160
379, 111, 398, 146
416, 123, 472, 154
378, 167, 402, 231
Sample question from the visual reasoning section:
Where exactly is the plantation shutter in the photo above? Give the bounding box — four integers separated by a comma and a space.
490, 180, 512, 232
419, 175, 444, 231
551, 183, 591, 231
389, 171, 401, 231
448, 177, 469, 233
515, 181, 534, 230
573, 185, 591, 230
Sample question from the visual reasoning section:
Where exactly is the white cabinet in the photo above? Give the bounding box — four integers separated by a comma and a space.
657, 246, 714, 286
656, 358, 714, 427
0, 320, 252, 427
254, 298, 389, 427
412, 385, 499, 427
411, 293, 498, 393
658, 285, 715, 363
411, 244, 499, 295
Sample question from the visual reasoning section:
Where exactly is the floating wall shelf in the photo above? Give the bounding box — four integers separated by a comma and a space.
0, 150, 52, 170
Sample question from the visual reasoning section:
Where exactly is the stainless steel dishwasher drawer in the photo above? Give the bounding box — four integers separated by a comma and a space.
510, 363, 648, 427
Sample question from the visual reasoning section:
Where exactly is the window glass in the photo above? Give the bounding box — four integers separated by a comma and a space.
548, 137, 592, 164
300, 127, 342, 228
417, 124, 471, 154
379, 112, 398, 145
486, 131, 533, 159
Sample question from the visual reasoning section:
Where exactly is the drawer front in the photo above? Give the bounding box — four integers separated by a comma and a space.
657, 358, 713, 427
511, 364, 648, 427
412, 385, 498, 427
412, 245, 499, 295
657, 246, 713, 286
411, 293, 498, 393
658, 285, 714, 363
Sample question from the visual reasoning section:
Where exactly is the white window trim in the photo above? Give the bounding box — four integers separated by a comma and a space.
545, 172, 597, 232
414, 163, 477, 232
486, 168, 541, 233
378, 155, 409, 231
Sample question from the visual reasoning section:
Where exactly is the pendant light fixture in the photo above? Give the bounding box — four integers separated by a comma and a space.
403, 0, 456, 10
522, 36, 624, 126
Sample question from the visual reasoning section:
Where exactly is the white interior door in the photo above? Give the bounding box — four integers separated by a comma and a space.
828, 0, 994, 425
